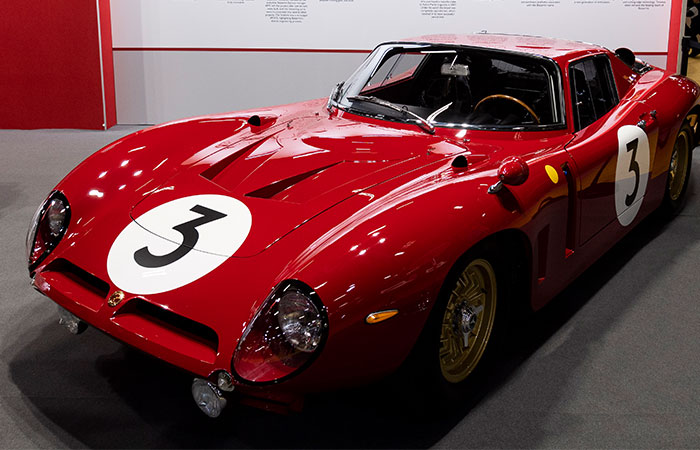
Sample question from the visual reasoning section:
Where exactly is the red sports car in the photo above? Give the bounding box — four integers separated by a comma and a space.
27, 34, 698, 417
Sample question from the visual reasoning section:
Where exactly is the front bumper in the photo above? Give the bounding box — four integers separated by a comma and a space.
31, 258, 308, 412
32, 261, 219, 378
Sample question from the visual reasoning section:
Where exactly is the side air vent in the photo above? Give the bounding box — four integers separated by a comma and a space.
563, 162, 576, 257
245, 162, 340, 199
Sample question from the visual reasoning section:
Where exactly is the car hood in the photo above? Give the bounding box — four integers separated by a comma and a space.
130, 114, 468, 257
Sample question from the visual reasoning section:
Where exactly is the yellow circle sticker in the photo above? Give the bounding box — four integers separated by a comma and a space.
545, 165, 559, 184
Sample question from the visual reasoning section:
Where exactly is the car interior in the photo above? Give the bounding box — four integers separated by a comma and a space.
356, 47, 562, 128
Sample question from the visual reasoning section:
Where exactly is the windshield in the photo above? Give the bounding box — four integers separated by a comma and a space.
336, 43, 564, 130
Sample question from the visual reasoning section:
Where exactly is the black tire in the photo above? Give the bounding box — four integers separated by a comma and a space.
661, 122, 693, 216
403, 242, 516, 410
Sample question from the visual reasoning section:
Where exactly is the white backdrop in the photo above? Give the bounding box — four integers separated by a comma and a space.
111, 0, 672, 53
110, 0, 676, 124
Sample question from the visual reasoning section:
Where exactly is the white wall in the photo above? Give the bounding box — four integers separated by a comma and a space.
111, 0, 675, 124
113, 51, 366, 124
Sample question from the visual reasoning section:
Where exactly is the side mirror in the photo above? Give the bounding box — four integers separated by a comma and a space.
488, 157, 529, 194
615, 47, 636, 68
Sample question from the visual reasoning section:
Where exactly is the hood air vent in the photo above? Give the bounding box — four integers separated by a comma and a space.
201, 135, 276, 181
246, 162, 340, 199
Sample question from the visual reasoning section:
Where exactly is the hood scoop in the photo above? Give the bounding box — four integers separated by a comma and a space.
245, 162, 340, 199
200, 134, 278, 181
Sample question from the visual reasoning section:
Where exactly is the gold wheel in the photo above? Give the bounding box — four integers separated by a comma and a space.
668, 127, 691, 202
439, 258, 497, 384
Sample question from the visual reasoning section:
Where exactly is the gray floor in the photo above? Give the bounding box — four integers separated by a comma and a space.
1, 127, 699, 449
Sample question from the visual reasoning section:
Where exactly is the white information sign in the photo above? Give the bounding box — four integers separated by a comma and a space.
111, 0, 672, 56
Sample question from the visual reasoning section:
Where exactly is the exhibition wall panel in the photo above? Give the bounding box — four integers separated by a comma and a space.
111, 0, 683, 124
1, 0, 116, 130
113, 51, 366, 124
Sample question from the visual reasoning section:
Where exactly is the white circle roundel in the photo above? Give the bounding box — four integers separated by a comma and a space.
107, 194, 252, 295
615, 125, 650, 226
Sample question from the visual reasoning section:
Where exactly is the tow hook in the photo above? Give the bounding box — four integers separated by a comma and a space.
57, 306, 87, 335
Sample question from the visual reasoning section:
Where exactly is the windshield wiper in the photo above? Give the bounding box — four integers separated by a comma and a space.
347, 95, 435, 135
427, 102, 453, 123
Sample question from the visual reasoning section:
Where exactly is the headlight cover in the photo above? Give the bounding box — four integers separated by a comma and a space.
27, 191, 70, 272
277, 290, 324, 352
232, 280, 328, 384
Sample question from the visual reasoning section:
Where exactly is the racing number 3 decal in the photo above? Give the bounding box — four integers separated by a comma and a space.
107, 195, 252, 295
134, 205, 227, 268
624, 138, 640, 207
615, 125, 650, 226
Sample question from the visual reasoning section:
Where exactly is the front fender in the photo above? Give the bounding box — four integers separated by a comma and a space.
260, 160, 527, 390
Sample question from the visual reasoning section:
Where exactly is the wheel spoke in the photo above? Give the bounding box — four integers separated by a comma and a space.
469, 292, 485, 307
444, 336, 459, 361
439, 342, 450, 358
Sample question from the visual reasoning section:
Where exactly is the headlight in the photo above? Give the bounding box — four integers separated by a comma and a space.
232, 280, 328, 384
277, 290, 324, 353
27, 191, 70, 271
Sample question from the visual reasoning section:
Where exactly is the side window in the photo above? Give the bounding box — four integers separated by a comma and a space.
569, 56, 619, 131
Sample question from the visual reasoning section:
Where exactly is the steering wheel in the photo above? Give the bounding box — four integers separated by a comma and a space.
473, 94, 540, 124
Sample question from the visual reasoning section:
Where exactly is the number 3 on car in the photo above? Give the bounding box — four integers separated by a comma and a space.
615, 125, 651, 226
107, 194, 252, 295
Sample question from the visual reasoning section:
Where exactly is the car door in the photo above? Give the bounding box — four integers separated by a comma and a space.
563, 54, 658, 246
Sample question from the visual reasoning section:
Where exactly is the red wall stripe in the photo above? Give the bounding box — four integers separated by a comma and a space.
99, 0, 116, 128
112, 48, 670, 57
0, 0, 114, 130
667, 0, 684, 73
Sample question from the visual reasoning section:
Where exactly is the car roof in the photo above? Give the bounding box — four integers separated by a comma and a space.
398, 33, 606, 63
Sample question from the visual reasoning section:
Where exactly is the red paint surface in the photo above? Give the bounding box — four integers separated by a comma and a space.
27, 37, 700, 408
0, 0, 114, 129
